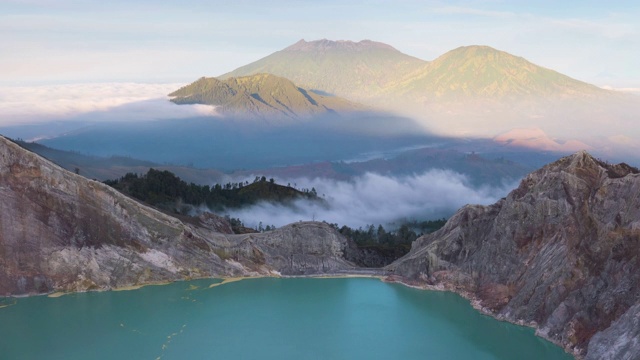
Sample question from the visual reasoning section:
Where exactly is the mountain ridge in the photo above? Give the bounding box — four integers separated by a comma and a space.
216, 39, 640, 141
220, 39, 427, 101
170, 73, 363, 120
221, 39, 615, 103
386, 45, 611, 100
285, 38, 400, 52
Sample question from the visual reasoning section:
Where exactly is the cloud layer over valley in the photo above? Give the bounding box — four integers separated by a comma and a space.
220, 170, 518, 229
0, 83, 217, 127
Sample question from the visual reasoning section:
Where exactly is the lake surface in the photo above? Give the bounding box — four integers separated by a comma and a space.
0, 278, 571, 360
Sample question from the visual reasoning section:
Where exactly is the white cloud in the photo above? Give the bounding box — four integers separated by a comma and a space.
431, 6, 516, 19
0, 83, 218, 126
600, 85, 640, 95
220, 170, 516, 229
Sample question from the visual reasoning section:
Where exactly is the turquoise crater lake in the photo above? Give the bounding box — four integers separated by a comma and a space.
0, 278, 571, 360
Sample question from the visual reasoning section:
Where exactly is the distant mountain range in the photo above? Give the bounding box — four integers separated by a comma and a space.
203, 39, 638, 143
170, 73, 363, 120
220, 39, 613, 103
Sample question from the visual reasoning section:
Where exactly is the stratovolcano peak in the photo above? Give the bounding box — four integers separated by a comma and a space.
284, 38, 398, 52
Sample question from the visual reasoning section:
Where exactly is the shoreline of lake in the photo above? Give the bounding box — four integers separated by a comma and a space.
1, 272, 577, 359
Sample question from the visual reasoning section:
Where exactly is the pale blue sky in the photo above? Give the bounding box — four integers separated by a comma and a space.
2, 0, 639, 88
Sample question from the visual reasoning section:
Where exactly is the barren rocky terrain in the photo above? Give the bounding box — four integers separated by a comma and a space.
390, 151, 640, 359
0, 136, 355, 295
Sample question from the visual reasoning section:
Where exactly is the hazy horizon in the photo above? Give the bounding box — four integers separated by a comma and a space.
2, 1, 639, 88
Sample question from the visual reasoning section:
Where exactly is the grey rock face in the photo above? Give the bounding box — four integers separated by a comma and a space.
221, 222, 354, 275
0, 136, 355, 296
586, 303, 640, 360
343, 239, 402, 268
390, 151, 640, 358
197, 213, 234, 234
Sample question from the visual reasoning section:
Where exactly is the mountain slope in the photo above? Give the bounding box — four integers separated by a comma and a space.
220, 39, 427, 101
388, 45, 611, 101
169, 73, 363, 120
0, 135, 355, 296
391, 46, 636, 139
390, 151, 640, 359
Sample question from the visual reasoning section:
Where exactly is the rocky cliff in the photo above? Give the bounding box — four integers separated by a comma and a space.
0, 136, 355, 296
389, 151, 640, 359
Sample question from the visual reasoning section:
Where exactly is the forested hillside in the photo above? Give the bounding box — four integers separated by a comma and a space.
104, 169, 320, 213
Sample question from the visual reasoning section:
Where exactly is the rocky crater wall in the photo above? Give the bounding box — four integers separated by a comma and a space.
0, 136, 355, 295
390, 151, 640, 359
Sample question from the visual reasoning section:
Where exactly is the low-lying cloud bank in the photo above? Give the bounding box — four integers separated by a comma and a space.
601, 85, 640, 96
221, 170, 518, 229
0, 82, 217, 126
